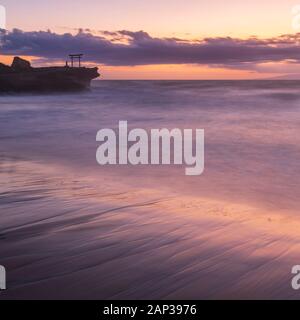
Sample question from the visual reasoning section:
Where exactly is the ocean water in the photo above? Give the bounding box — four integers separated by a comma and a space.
0, 80, 300, 299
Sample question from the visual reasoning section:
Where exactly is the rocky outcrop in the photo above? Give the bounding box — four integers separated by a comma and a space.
0, 62, 11, 73
0, 56, 100, 92
11, 57, 32, 71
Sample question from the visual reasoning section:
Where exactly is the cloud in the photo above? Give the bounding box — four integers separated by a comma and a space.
1, 28, 300, 69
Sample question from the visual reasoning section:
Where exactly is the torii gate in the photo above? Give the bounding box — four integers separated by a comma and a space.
69, 54, 83, 67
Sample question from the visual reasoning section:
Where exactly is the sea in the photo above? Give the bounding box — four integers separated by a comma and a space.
0, 80, 300, 299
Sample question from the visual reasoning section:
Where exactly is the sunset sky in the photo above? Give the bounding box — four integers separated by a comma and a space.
1, 0, 300, 79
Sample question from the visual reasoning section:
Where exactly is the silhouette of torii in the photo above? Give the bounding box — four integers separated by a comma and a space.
69, 54, 83, 67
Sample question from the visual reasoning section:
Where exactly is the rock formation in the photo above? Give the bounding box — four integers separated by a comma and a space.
0, 56, 100, 92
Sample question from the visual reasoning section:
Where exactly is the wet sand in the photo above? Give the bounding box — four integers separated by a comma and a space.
1, 158, 300, 299
0, 81, 300, 299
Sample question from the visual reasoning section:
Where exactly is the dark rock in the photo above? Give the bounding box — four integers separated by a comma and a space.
0, 62, 11, 72
0, 56, 100, 92
11, 57, 32, 71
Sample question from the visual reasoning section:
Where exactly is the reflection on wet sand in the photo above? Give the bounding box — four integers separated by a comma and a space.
1, 158, 300, 299
0, 81, 300, 299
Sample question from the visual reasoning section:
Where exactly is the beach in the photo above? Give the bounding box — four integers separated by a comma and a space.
0, 80, 300, 299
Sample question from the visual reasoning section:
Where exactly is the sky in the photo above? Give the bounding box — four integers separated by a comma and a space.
1, 0, 300, 79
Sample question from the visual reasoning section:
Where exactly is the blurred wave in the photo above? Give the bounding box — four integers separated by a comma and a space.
0, 80, 300, 299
